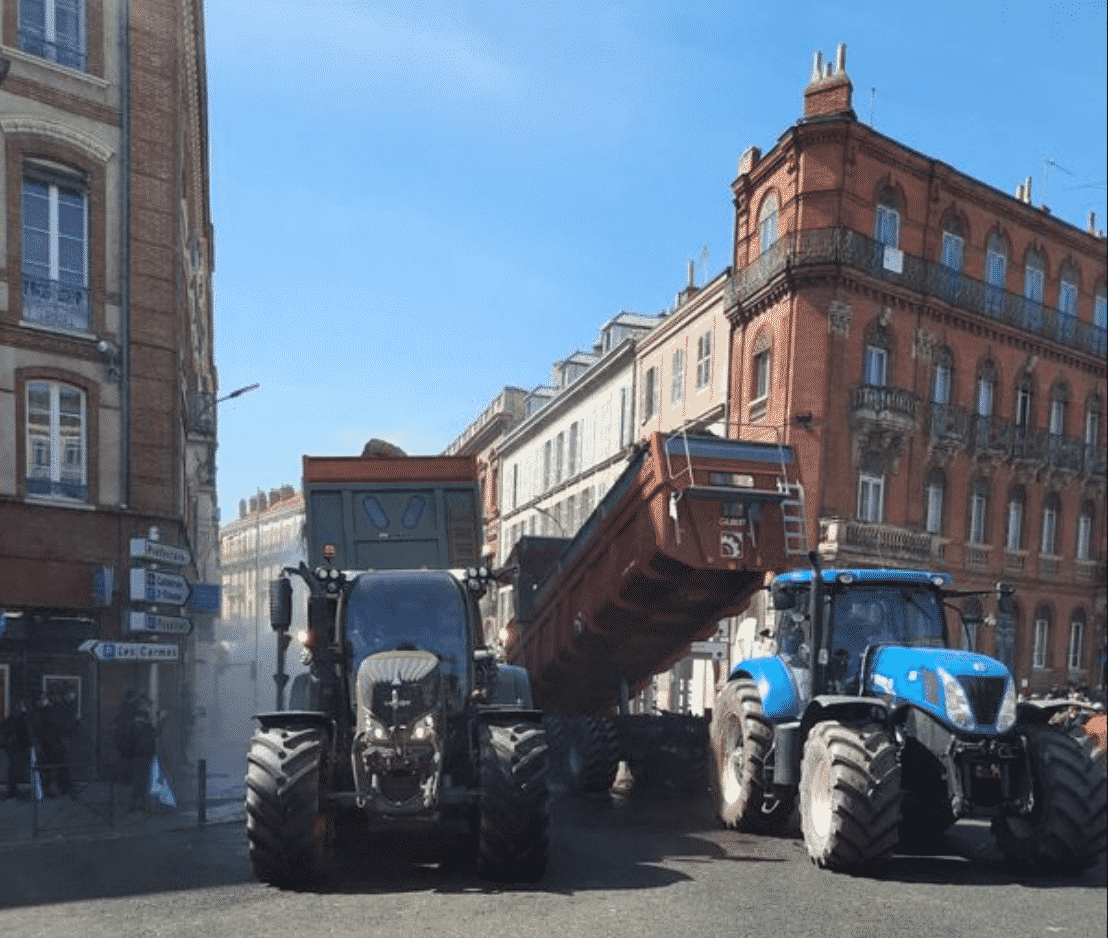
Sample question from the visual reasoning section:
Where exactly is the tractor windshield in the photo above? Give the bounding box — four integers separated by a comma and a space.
827, 585, 946, 692
343, 570, 471, 701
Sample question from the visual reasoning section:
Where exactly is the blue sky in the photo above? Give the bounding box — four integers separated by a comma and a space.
206, 0, 1107, 518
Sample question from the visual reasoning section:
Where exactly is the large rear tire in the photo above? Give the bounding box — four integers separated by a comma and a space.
554, 716, 618, 793
710, 678, 795, 832
245, 725, 329, 886
476, 721, 550, 883
993, 725, 1107, 872
799, 721, 901, 870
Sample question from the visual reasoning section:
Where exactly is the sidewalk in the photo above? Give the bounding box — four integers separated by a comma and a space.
0, 761, 247, 851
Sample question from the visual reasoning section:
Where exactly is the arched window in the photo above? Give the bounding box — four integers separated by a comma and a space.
1084, 392, 1102, 472
941, 215, 964, 271
874, 187, 900, 248
985, 232, 1008, 313
864, 321, 890, 387
925, 467, 945, 534
932, 347, 953, 404
1048, 381, 1068, 437
974, 359, 997, 449
1032, 607, 1051, 670
858, 453, 885, 524
969, 476, 989, 544
751, 328, 773, 403
1040, 492, 1061, 556
1058, 262, 1080, 320
758, 192, 779, 255
26, 380, 87, 501
1005, 485, 1025, 552
1023, 248, 1045, 304
1068, 609, 1086, 671
1014, 371, 1034, 430
1077, 501, 1094, 561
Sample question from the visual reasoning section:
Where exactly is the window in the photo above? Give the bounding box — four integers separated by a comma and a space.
1096, 287, 1107, 330
554, 432, 565, 484
864, 344, 887, 387
22, 174, 89, 333
1049, 385, 1066, 436
932, 350, 952, 404
1005, 489, 1024, 552
695, 331, 712, 390
758, 193, 778, 255
670, 349, 684, 404
874, 200, 899, 248
1015, 376, 1032, 429
1023, 251, 1045, 304
941, 230, 964, 271
642, 366, 659, 422
1041, 494, 1060, 556
1059, 278, 1078, 318
567, 422, 578, 478
753, 349, 771, 401
969, 478, 988, 544
542, 440, 551, 492
925, 471, 944, 534
985, 234, 1007, 313
1068, 612, 1085, 671
619, 386, 631, 447
18, 0, 86, 70
857, 456, 884, 524
1077, 503, 1093, 561
26, 380, 87, 501
1033, 614, 1049, 669
976, 363, 995, 416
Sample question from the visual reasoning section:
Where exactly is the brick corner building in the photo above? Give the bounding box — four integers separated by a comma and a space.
0, 1, 216, 778
727, 44, 1106, 694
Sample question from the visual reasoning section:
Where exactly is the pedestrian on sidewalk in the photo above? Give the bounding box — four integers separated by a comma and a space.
2, 703, 32, 800
34, 692, 77, 797
128, 696, 162, 813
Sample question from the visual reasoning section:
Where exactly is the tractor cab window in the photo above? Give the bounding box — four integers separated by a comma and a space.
343, 571, 471, 702
827, 587, 945, 693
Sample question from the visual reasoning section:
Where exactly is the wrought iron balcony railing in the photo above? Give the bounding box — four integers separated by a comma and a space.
851, 385, 919, 422
733, 227, 1107, 358
928, 403, 1106, 476
22, 274, 90, 333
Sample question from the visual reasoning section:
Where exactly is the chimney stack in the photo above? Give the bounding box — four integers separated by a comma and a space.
803, 42, 854, 120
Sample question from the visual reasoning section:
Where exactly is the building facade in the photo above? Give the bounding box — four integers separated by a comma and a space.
0, 1, 216, 774
214, 487, 307, 757
724, 45, 1106, 693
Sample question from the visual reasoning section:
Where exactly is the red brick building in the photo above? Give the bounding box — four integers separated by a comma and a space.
0, 1, 216, 773
726, 45, 1106, 693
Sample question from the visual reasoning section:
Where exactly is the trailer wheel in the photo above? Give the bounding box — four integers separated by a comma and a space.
799, 721, 901, 870
245, 725, 330, 886
993, 725, 1107, 872
476, 721, 550, 883
710, 678, 795, 832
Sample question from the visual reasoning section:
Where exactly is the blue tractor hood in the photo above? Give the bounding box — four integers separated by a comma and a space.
866, 646, 1016, 736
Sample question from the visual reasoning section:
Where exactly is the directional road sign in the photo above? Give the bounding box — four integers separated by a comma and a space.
130, 568, 191, 606
128, 611, 192, 635
79, 640, 179, 662
130, 538, 191, 567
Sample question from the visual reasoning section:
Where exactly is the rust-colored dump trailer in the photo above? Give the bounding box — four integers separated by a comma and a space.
504, 431, 806, 716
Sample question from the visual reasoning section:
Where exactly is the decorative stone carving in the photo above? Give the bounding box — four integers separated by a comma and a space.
913, 328, 937, 362
828, 300, 853, 338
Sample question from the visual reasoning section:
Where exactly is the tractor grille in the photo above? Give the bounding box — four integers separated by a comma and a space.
957, 676, 1007, 726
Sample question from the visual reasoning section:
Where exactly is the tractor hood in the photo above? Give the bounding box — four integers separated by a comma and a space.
865, 646, 1017, 736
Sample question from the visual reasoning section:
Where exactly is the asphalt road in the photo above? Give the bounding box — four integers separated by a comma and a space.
0, 788, 1104, 938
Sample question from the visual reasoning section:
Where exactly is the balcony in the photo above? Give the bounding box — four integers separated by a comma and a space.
22, 274, 90, 333
928, 404, 1105, 478
851, 385, 918, 436
819, 518, 940, 566
731, 227, 1107, 359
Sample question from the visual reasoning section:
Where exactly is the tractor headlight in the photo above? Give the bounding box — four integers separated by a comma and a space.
996, 679, 1017, 732
365, 713, 390, 743
407, 712, 436, 743
938, 667, 975, 731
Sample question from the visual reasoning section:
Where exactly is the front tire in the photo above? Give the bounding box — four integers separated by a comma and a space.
476, 721, 550, 883
799, 721, 901, 870
710, 678, 795, 831
245, 725, 329, 886
993, 725, 1107, 872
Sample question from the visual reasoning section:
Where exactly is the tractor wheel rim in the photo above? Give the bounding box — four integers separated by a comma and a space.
722, 746, 743, 804
810, 756, 833, 841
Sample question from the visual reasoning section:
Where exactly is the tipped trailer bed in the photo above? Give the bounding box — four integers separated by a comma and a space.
503, 431, 806, 717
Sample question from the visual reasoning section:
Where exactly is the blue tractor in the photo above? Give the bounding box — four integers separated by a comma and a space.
709, 557, 1107, 872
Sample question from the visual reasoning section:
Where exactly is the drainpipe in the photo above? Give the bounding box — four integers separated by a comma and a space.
119, 0, 131, 509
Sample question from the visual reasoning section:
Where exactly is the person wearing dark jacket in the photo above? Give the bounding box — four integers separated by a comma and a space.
2, 704, 33, 799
